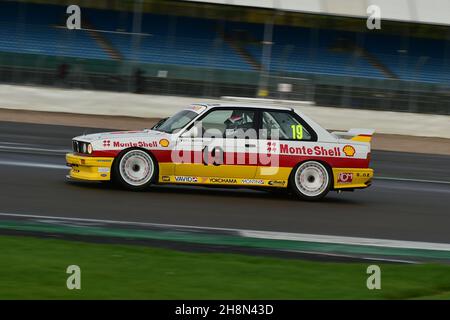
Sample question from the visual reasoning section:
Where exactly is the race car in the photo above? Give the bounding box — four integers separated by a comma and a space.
66, 104, 374, 200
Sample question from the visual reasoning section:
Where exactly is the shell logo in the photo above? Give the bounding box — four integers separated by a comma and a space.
343, 145, 356, 157
159, 139, 170, 147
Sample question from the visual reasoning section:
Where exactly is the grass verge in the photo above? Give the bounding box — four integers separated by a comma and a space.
1, 235, 450, 299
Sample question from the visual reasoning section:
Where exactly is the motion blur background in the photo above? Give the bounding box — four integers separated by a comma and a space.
0, 0, 449, 114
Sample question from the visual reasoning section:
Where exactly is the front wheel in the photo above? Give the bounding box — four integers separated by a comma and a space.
114, 149, 157, 190
290, 161, 331, 200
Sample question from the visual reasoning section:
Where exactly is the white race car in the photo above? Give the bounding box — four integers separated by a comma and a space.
66, 104, 374, 200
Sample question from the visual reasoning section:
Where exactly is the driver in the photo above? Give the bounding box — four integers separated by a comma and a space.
224, 111, 245, 129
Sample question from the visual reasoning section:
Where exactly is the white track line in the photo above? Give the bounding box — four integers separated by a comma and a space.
241, 230, 450, 252
0, 160, 67, 170
375, 176, 450, 185
0, 155, 449, 186
0, 145, 70, 153
284, 249, 418, 264
1, 143, 449, 185
0, 212, 449, 252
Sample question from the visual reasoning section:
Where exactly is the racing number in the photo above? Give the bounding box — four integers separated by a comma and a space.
291, 124, 303, 140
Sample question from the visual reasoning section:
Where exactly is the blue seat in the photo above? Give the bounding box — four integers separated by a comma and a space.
0, 1, 448, 84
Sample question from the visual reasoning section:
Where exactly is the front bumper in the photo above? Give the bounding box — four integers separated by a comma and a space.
66, 153, 114, 181
332, 168, 373, 190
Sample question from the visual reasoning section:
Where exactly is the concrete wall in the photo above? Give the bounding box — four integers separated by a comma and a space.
0, 84, 449, 138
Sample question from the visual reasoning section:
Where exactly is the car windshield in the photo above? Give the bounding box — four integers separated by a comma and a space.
154, 110, 198, 134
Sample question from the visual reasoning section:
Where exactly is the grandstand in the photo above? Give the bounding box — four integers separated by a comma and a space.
0, 0, 449, 113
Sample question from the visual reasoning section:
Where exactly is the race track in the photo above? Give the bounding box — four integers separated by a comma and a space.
0, 121, 449, 243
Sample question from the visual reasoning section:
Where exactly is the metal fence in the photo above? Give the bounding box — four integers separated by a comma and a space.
1, 58, 449, 115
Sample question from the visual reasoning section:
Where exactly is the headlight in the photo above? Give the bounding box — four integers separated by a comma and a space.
87, 143, 93, 154
82, 143, 87, 153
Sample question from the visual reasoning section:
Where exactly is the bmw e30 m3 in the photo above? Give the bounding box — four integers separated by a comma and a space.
66, 104, 374, 200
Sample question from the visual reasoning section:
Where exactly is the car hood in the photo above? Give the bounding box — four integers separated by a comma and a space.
73, 129, 167, 142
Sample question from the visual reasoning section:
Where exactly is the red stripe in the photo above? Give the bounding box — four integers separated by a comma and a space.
89, 149, 369, 168
154, 150, 369, 168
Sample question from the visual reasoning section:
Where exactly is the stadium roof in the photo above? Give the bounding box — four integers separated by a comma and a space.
182, 0, 450, 26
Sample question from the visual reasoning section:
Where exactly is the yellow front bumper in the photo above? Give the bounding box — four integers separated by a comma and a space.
66, 153, 114, 181
332, 168, 373, 189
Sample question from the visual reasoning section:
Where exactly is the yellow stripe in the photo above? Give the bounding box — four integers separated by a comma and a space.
66, 153, 114, 181
66, 153, 114, 167
159, 163, 291, 180
66, 155, 373, 190
158, 176, 288, 187
332, 168, 373, 189
158, 163, 291, 187
351, 135, 372, 142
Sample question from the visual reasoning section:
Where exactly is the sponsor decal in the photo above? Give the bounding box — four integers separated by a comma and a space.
97, 168, 110, 173
266, 141, 277, 153
343, 145, 356, 157
268, 180, 286, 186
280, 144, 341, 157
174, 176, 198, 183
159, 139, 170, 147
338, 173, 353, 183
161, 176, 170, 182
103, 140, 111, 147
209, 178, 237, 184
242, 179, 264, 185
357, 172, 371, 178
112, 141, 157, 148
97, 159, 112, 163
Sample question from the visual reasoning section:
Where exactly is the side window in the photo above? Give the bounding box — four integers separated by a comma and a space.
261, 111, 312, 141
199, 109, 255, 137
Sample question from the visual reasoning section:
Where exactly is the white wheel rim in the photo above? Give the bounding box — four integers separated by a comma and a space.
119, 150, 154, 186
294, 162, 329, 197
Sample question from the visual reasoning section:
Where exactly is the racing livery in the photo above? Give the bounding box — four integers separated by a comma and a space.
66, 104, 374, 200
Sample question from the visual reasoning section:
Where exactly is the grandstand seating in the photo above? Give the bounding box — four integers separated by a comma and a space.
0, 1, 448, 84
0, 2, 108, 60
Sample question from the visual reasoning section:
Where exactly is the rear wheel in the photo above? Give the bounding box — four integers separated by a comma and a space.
114, 149, 156, 190
290, 161, 331, 200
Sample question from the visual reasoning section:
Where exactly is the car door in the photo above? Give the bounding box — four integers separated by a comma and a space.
256, 110, 315, 182
174, 107, 258, 180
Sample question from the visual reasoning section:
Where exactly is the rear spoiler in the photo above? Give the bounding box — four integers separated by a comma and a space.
332, 128, 375, 143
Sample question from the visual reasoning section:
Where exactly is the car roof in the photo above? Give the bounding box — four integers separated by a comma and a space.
193, 103, 293, 112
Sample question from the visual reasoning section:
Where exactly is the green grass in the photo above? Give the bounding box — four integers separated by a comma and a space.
0, 235, 450, 299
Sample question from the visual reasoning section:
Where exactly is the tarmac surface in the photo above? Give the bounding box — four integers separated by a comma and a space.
0, 121, 449, 244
